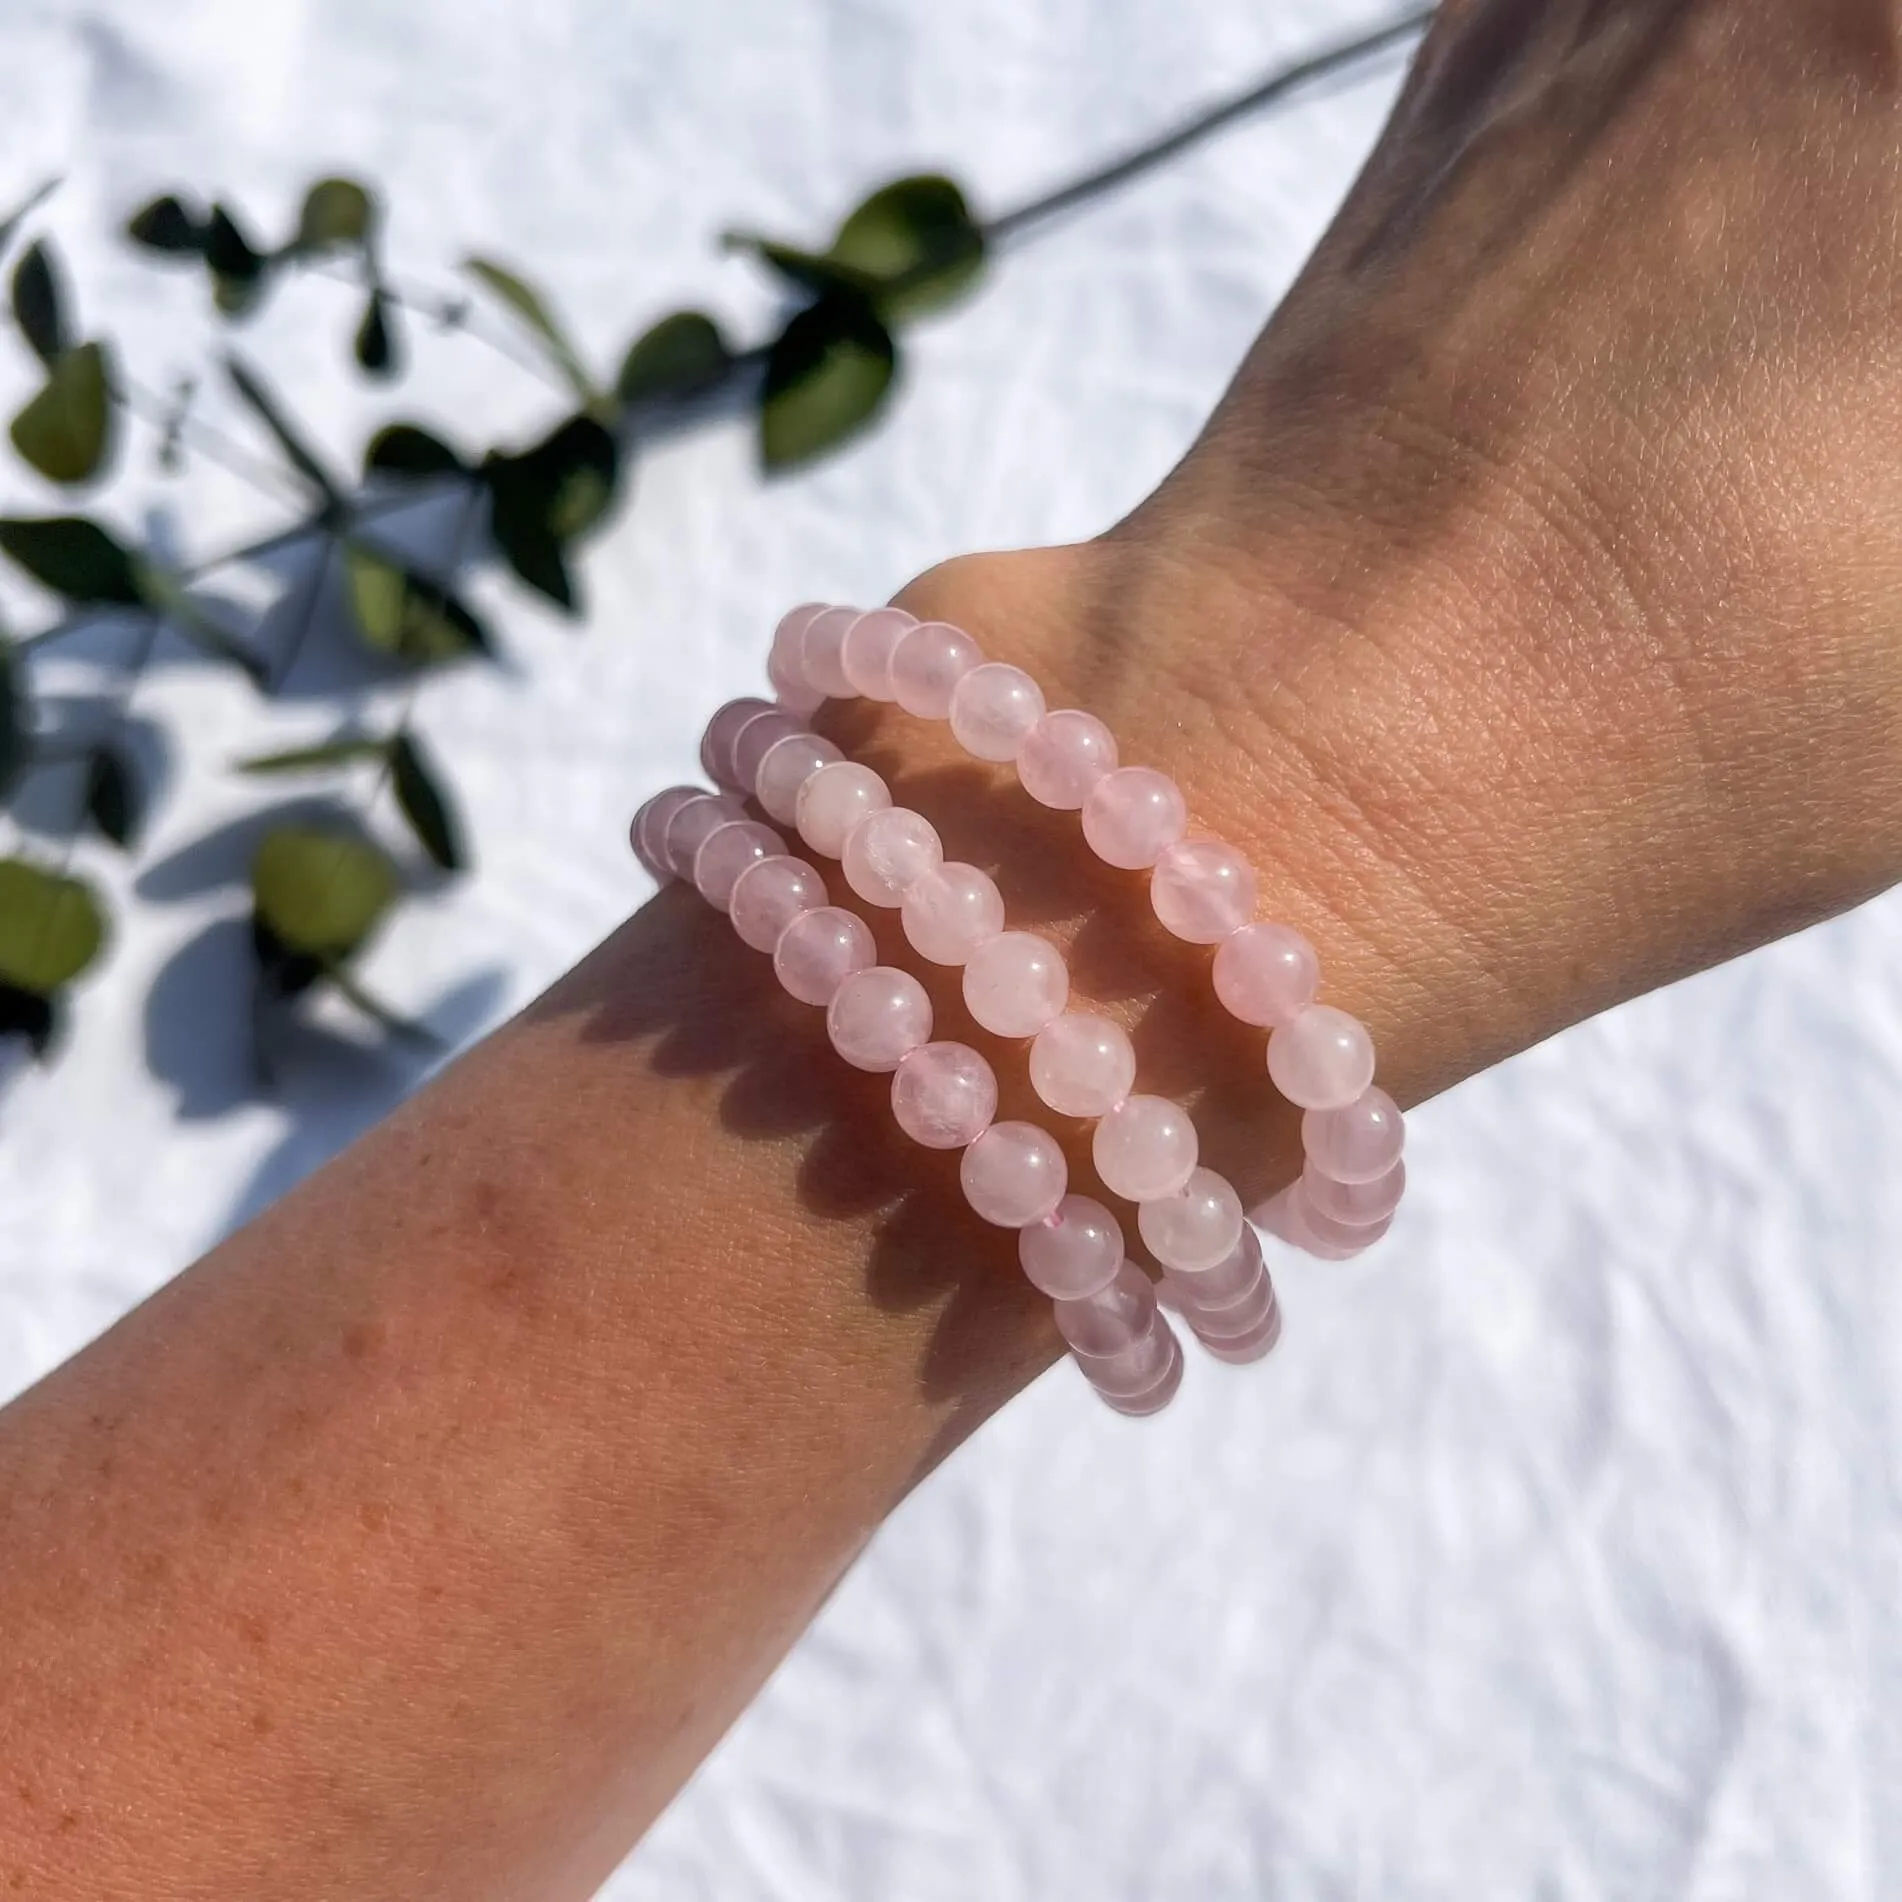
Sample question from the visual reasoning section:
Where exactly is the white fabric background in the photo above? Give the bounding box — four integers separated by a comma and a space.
4, 2, 1901, 1896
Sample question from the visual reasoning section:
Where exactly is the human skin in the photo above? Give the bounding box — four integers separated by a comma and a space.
8, 1, 1902, 1895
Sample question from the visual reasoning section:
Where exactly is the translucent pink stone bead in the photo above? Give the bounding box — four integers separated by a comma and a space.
1054, 1259, 1159, 1358
731, 707, 809, 792
1092, 1094, 1199, 1202
1164, 1222, 1262, 1308
1251, 1184, 1361, 1262
842, 806, 942, 907
840, 606, 916, 701
1183, 1272, 1277, 1342
900, 862, 1005, 965
755, 731, 844, 825
1303, 1157, 1406, 1226
962, 931, 1069, 1039
1301, 1085, 1406, 1183
795, 760, 891, 859
1017, 709, 1118, 810
1201, 1305, 1282, 1366
1018, 1194, 1124, 1299
770, 601, 827, 671
1078, 1317, 1178, 1402
826, 966, 933, 1073
693, 819, 782, 910
768, 603, 828, 714
890, 620, 982, 719
1213, 921, 1321, 1027
960, 1121, 1068, 1228
1266, 1004, 1377, 1110
663, 791, 746, 878
699, 696, 775, 791
1081, 766, 1188, 870
1150, 839, 1258, 944
729, 854, 827, 953
948, 662, 1046, 763
1028, 1011, 1136, 1119
1291, 1183, 1394, 1254
1136, 1166, 1245, 1274
798, 605, 860, 700
631, 785, 701, 882
772, 905, 875, 1006
891, 1041, 998, 1149
1100, 1336, 1184, 1414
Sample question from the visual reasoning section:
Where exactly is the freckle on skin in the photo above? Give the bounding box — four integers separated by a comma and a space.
341, 1321, 384, 1362
359, 1501, 390, 1533
250, 1710, 273, 1736
54, 1812, 77, 1835
235, 1613, 268, 1649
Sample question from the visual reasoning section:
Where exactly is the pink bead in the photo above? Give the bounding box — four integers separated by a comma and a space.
755, 731, 844, 825
1303, 1157, 1406, 1226
1150, 839, 1258, 944
771, 601, 827, 670
960, 1121, 1068, 1227
900, 862, 1005, 966
1267, 1005, 1377, 1110
962, 931, 1069, 1039
1054, 1259, 1159, 1358
1077, 1315, 1177, 1401
1092, 1094, 1199, 1202
840, 607, 916, 701
731, 708, 809, 792
795, 760, 891, 859
1200, 1305, 1282, 1366
826, 966, 933, 1073
664, 791, 746, 878
1301, 1086, 1406, 1183
1251, 1184, 1368, 1261
891, 1042, 999, 1148
799, 605, 860, 699
1099, 1334, 1184, 1413
1081, 767, 1188, 870
1185, 1272, 1277, 1342
1136, 1166, 1245, 1274
841, 806, 942, 907
1213, 921, 1320, 1028
631, 785, 700, 882
767, 641, 825, 715
729, 854, 827, 953
890, 620, 983, 719
1018, 1195, 1125, 1299
699, 696, 775, 791
1017, 709, 1118, 810
948, 662, 1046, 763
1164, 1222, 1262, 1308
693, 819, 782, 910
1028, 1011, 1136, 1119
772, 905, 875, 1006
1291, 1182, 1394, 1254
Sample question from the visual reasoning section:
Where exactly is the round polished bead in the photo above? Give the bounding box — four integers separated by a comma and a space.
890, 620, 982, 719
1054, 1259, 1159, 1358
1092, 1094, 1199, 1203
699, 696, 775, 791
1082, 766, 1188, 870
1017, 709, 1118, 810
1099, 1334, 1184, 1414
729, 854, 827, 953
664, 792, 746, 879
962, 931, 1069, 1039
826, 966, 933, 1073
840, 606, 916, 701
1018, 1195, 1125, 1299
1027, 1011, 1135, 1119
1301, 1085, 1406, 1183
1292, 1183, 1394, 1254
770, 601, 827, 671
1251, 1184, 1369, 1261
891, 1041, 998, 1149
693, 819, 782, 910
1150, 839, 1258, 944
731, 707, 809, 793
842, 806, 942, 907
1200, 1304, 1283, 1365
900, 862, 1005, 965
755, 731, 844, 824
949, 662, 1046, 763
1076, 1315, 1177, 1400
960, 1121, 1068, 1228
768, 602, 829, 714
631, 785, 701, 881
1187, 1273, 1278, 1342
1136, 1166, 1245, 1274
1303, 1157, 1406, 1226
772, 905, 875, 1006
1213, 921, 1321, 1027
799, 605, 860, 699
1164, 1222, 1262, 1308
795, 760, 891, 859
1267, 1005, 1377, 1110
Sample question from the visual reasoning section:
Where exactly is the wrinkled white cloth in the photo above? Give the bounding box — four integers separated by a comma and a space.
3, 2, 1900, 1896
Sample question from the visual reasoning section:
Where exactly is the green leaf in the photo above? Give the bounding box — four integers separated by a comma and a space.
0, 980, 58, 1060
364, 422, 465, 481
481, 413, 620, 613
83, 744, 137, 848
206, 202, 269, 318
295, 177, 375, 252
482, 470, 571, 612
0, 177, 59, 260
236, 736, 391, 775
725, 234, 877, 304
615, 310, 733, 408
225, 354, 343, 506
461, 256, 598, 404
0, 515, 141, 604
390, 730, 464, 872
759, 293, 897, 472
344, 545, 490, 666
830, 174, 985, 321
0, 636, 21, 798
11, 240, 66, 367
125, 193, 205, 256
10, 340, 114, 485
251, 823, 399, 960
354, 288, 397, 377
0, 858, 107, 994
